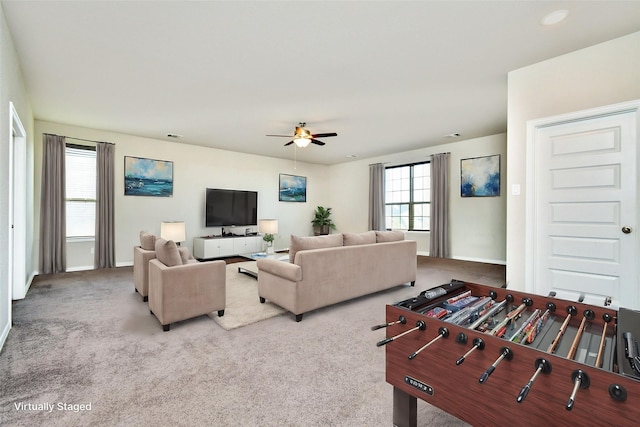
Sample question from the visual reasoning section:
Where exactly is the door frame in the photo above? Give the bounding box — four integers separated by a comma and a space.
525, 99, 640, 307
9, 102, 27, 300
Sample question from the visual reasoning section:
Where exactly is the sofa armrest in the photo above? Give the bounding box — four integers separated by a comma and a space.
257, 259, 302, 282
150, 259, 225, 289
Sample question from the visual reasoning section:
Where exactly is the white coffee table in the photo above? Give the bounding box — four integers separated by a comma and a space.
237, 252, 289, 279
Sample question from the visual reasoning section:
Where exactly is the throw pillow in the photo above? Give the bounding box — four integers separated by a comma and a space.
154, 238, 183, 267
178, 246, 194, 264
375, 230, 405, 243
140, 231, 156, 251
289, 234, 344, 263
343, 231, 377, 246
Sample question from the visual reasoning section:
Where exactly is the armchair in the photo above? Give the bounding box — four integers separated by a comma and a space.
148, 238, 226, 331
133, 232, 157, 302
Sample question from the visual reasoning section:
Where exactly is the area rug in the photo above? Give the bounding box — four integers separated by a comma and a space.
210, 262, 287, 330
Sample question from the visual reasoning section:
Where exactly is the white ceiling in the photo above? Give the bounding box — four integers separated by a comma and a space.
3, 1, 640, 165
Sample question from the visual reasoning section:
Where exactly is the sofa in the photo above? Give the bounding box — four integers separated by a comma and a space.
148, 238, 226, 331
256, 231, 416, 321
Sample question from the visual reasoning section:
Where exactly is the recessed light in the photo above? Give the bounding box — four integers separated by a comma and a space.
345, 154, 357, 158
444, 133, 461, 138
541, 9, 569, 26
167, 133, 183, 139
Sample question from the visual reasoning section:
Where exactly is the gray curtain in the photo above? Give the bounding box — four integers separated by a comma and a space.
95, 142, 115, 268
430, 153, 450, 258
368, 163, 386, 230
39, 134, 66, 273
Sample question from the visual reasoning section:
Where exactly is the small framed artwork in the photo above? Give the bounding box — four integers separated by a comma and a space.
124, 156, 173, 197
460, 154, 500, 197
279, 173, 307, 202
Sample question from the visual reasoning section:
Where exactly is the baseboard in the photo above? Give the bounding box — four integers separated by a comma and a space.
66, 262, 133, 272
0, 319, 10, 354
417, 253, 506, 266
450, 255, 506, 266
23, 271, 36, 298
66, 265, 94, 272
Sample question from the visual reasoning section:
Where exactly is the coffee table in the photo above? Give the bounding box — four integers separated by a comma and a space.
237, 253, 289, 279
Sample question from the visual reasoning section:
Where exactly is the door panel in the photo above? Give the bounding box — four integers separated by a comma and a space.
530, 106, 638, 309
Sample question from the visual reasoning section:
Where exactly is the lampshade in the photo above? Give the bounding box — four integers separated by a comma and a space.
258, 219, 278, 235
161, 221, 186, 243
294, 138, 310, 148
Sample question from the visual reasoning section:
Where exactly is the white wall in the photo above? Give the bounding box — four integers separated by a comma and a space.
506, 31, 640, 291
329, 133, 507, 264
0, 6, 34, 349
33, 121, 331, 270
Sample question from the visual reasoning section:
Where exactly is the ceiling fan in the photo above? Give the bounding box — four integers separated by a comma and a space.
266, 122, 337, 148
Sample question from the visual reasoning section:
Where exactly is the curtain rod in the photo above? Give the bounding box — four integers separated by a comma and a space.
369, 151, 451, 166
45, 133, 114, 145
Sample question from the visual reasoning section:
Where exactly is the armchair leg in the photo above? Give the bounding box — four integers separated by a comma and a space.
218, 310, 225, 317
259, 297, 266, 303
163, 324, 170, 332
150, 310, 153, 315
410, 281, 415, 287
295, 313, 304, 322
143, 296, 148, 302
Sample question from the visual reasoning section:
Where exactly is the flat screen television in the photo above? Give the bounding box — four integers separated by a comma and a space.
205, 188, 258, 227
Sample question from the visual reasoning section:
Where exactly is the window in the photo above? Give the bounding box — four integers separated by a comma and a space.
65, 145, 96, 238
385, 162, 430, 231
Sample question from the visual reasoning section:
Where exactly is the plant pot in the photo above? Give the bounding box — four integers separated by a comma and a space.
314, 225, 330, 236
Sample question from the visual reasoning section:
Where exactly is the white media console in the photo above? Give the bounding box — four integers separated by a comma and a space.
193, 235, 262, 259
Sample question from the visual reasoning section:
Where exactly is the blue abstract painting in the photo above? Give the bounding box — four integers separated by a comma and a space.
460, 155, 500, 197
279, 174, 306, 202
124, 156, 173, 197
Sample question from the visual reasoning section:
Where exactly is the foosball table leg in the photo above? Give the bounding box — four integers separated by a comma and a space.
393, 387, 417, 427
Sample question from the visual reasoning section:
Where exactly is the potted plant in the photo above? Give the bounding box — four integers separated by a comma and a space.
262, 232, 275, 254
311, 206, 336, 235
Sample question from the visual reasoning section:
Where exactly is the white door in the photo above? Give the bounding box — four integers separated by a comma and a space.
526, 101, 639, 310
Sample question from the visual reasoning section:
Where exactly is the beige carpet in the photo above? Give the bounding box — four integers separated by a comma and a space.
210, 262, 286, 330
0, 258, 503, 426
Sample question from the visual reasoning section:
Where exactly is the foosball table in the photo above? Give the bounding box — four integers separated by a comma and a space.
374, 280, 640, 426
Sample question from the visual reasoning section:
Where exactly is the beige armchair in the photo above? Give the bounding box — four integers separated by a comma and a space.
148, 238, 226, 331
133, 231, 158, 302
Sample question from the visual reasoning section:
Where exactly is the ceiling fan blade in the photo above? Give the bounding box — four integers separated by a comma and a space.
311, 132, 337, 138
311, 139, 326, 146
284, 140, 294, 146
267, 134, 293, 137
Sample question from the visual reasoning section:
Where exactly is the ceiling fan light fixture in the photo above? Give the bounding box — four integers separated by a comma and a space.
294, 137, 311, 148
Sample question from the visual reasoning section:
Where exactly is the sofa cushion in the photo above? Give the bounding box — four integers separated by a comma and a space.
289, 234, 344, 263
375, 230, 405, 242
155, 238, 183, 267
140, 231, 156, 251
178, 246, 194, 264
343, 231, 377, 246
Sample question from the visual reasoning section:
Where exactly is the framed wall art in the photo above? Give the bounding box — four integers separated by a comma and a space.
124, 156, 173, 197
279, 173, 307, 202
460, 154, 500, 197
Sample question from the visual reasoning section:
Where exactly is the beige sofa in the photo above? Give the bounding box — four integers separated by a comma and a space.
149, 238, 226, 331
256, 231, 416, 321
